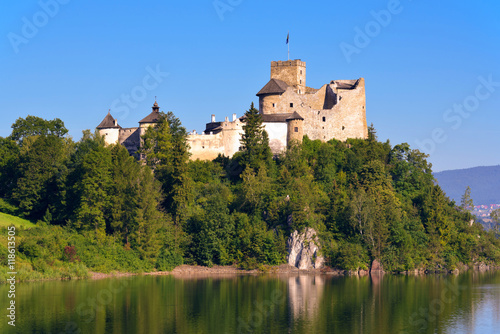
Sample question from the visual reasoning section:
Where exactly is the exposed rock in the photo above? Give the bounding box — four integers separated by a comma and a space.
475, 263, 489, 271
287, 228, 324, 270
370, 259, 384, 273
358, 269, 369, 276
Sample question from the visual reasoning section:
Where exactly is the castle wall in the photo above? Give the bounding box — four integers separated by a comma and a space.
263, 122, 288, 154
301, 79, 367, 141
119, 127, 140, 155
260, 94, 281, 115
99, 128, 120, 146
187, 118, 244, 160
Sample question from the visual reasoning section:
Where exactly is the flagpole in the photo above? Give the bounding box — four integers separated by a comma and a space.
287, 31, 290, 60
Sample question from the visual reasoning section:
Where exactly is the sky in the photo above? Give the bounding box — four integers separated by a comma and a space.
1, 0, 499, 172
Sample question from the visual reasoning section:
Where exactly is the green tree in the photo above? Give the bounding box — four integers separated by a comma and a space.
109, 144, 141, 245
460, 186, 474, 213
0, 137, 20, 197
9, 115, 68, 145
12, 135, 70, 220
141, 112, 190, 222
240, 102, 272, 171
74, 145, 112, 238
131, 166, 164, 264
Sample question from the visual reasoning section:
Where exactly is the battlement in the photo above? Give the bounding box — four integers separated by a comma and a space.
271, 59, 306, 68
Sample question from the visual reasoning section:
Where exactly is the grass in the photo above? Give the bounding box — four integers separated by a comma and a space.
0, 212, 36, 229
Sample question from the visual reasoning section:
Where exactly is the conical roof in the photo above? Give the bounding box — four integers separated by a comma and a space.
97, 112, 121, 129
256, 78, 289, 96
139, 102, 162, 123
286, 111, 304, 121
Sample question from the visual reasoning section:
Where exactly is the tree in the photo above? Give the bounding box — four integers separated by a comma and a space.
109, 144, 141, 245
141, 111, 191, 222
460, 186, 474, 212
490, 208, 500, 233
240, 102, 272, 171
9, 115, 68, 145
74, 145, 112, 238
0, 137, 20, 197
12, 135, 70, 220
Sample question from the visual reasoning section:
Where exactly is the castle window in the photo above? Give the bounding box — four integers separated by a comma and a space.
294, 127, 298, 133
290, 103, 294, 108
300, 70, 303, 74
342, 126, 345, 130
322, 117, 326, 122
273, 103, 275, 107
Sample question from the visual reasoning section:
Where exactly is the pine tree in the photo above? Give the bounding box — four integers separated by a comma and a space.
74, 145, 112, 238
140, 111, 190, 222
240, 102, 272, 171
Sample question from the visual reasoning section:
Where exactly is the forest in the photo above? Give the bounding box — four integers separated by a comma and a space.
1, 104, 499, 280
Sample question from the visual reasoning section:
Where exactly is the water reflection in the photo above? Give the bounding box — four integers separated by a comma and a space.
287, 275, 325, 319
1, 271, 499, 334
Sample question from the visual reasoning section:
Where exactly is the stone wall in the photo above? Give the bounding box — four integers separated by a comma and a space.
187, 117, 244, 160
119, 127, 140, 155
287, 119, 303, 144
301, 79, 367, 141
271, 60, 306, 94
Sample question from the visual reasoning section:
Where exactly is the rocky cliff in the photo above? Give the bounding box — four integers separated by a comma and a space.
287, 228, 324, 270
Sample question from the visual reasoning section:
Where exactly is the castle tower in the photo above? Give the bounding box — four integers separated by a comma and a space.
286, 112, 304, 145
139, 101, 162, 138
97, 111, 121, 146
271, 59, 306, 94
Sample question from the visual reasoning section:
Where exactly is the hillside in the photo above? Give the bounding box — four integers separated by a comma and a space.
434, 165, 500, 205
0, 212, 36, 229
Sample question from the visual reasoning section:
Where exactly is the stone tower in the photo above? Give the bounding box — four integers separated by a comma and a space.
97, 111, 121, 146
271, 60, 306, 94
286, 112, 304, 145
138, 101, 161, 139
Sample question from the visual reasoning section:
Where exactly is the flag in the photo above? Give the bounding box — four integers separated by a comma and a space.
286, 32, 289, 44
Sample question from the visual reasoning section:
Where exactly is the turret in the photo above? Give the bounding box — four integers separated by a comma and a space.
138, 101, 162, 140
96, 111, 121, 146
286, 112, 304, 145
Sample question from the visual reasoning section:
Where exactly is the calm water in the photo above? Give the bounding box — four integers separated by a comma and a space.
1, 271, 499, 334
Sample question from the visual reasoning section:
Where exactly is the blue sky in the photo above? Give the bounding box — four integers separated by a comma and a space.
1, 0, 499, 172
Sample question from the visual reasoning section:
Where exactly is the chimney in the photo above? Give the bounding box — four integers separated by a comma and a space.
211, 114, 215, 123
232, 113, 237, 121
225, 116, 228, 122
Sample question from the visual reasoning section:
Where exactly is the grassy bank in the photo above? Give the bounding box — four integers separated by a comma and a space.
0, 212, 36, 229
0, 221, 156, 283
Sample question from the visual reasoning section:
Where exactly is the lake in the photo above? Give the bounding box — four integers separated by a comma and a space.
1, 270, 499, 333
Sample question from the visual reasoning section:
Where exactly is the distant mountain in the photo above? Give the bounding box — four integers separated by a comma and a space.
434, 165, 500, 205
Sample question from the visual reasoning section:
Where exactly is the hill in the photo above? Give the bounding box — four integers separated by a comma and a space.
434, 165, 500, 205
0, 212, 36, 229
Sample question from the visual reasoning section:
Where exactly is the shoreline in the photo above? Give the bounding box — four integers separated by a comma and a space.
88, 263, 500, 280
4, 263, 498, 283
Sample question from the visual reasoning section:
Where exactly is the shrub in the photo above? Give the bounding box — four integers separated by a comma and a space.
155, 248, 183, 271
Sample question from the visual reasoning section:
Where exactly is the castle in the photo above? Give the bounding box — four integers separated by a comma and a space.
97, 59, 368, 160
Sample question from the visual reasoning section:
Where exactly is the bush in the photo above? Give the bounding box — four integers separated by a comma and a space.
0, 198, 18, 215
155, 248, 183, 271
334, 241, 369, 270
